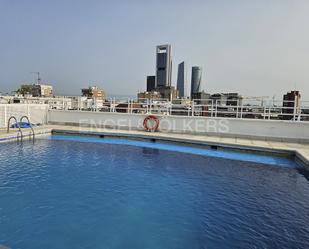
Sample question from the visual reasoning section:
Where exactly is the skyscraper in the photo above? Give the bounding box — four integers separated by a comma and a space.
191, 66, 202, 96
176, 61, 189, 98
146, 75, 156, 92
155, 44, 172, 88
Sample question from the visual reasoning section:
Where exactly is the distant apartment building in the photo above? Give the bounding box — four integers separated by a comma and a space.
137, 86, 178, 101
38, 85, 53, 97
8, 95, 72, 110
281, 91, 301, 120
170, 98, 193, 116
156, 44, 172, 88
48, 96, 72, 110
157, 86, 178, 100
177, 61, 189, 98
210, 93, 243, 106
115, 102, 143, 113
191, 92, 243, 111
146, 76, 156, 92
225, 93, 243, 106
17, 84, 53, 97
81, 86, 106, 100
191, 92, 211, 105
137, 91, 162, 101
81, 86, 107, 110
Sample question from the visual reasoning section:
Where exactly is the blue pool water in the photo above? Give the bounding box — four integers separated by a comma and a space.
51, 135, 298, 167
0, 136, 308, 249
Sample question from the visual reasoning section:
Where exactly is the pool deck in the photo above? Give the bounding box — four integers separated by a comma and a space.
1, 125, 309, 167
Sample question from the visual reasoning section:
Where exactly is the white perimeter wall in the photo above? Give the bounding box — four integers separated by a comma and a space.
0, 104, 48, 128
48, 110, 309, 142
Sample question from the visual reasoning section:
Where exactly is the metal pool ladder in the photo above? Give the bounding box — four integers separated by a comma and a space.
7, 116, 35, 143
7, 116, 23, 143
20, 116, 35, 142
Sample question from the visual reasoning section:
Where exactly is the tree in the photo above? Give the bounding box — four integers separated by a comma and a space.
16, 84, 31, 95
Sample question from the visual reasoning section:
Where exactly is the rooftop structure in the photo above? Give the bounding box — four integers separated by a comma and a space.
137, 90, 162, 101
156, 86, 178, 100
281, 91, 301, 120
210, 93, 243, 106
137, 86, 178, 101
81, 86, 106, 100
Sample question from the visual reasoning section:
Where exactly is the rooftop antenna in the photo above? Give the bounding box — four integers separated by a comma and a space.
30, 72, 41, 85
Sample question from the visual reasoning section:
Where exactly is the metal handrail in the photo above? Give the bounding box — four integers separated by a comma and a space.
2, 97, 308, 122
20, 116, 35, 142
7, 116, 23, 143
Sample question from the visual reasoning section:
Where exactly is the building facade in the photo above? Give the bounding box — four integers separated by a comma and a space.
282, 91, 301, 120
155, 44, 172, 88
81, 86, 106, 100
137, 87, 178, 101
157, 86, 178, 100
210, 93, 243, 106
137, 91, 162, 101
17, 84, 53, 97
38, 85, 53, 97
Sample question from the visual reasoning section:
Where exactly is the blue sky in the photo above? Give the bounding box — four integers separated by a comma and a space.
0, 0, 308, 99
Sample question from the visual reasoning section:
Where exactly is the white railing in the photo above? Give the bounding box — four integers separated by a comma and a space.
48, 97, 309, 122
0, 104, 48, 128
1, 97, 308, 127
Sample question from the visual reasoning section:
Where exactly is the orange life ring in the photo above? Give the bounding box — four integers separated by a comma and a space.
143, 115, 160, 132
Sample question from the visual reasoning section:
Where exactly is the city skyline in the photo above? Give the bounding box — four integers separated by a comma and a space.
0, 0, 309, 99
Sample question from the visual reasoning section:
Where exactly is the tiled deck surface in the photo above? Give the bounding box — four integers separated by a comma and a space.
1, 125, 309, 166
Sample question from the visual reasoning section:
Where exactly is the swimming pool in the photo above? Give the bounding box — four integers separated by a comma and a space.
0, 135, 308, 249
